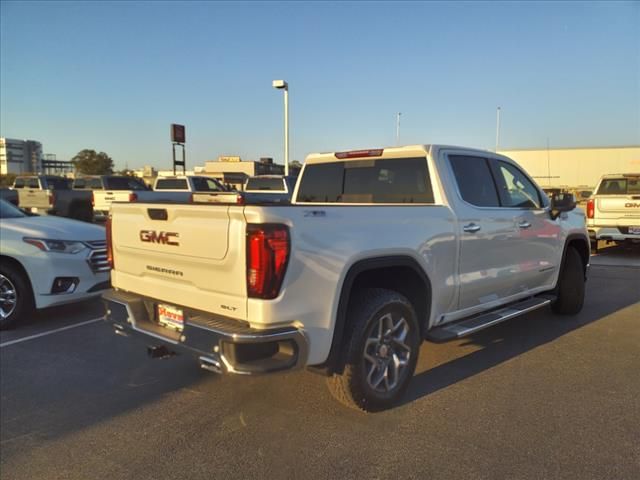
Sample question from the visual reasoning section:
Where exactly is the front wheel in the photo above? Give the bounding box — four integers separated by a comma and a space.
551, 246, 585, 315
0, 264, 34, 330
327, 288, 421, 412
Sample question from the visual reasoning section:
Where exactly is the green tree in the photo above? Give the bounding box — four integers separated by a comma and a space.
71, 149, 114, 175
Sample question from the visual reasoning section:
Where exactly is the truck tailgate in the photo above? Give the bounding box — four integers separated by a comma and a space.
595, 196, 640, 225
94, 191, 133, 211
18, 189, 52, 210
110, 203, 248, 320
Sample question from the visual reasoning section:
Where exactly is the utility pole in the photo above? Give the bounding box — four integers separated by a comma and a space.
396, 112, 402, 146
495, 106, 501, 152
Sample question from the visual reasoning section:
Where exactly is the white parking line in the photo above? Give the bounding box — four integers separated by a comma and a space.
0, 317, 104, 348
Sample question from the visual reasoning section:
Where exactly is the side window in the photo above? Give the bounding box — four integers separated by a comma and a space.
449, 155, 500, 207
494, 161, 542, 209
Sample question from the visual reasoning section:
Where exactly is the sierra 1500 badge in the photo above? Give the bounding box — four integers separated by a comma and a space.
140, 230, 180, 246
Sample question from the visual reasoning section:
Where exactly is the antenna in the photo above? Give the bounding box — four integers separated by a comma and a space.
495, 106, 501, 152
396, 112, 402, 146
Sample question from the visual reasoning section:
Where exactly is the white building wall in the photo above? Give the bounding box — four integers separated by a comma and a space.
499, 146, 640, 188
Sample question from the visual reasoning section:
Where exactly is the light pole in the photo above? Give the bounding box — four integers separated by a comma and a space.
272, 79, 289, 177
495, 106, 501, 152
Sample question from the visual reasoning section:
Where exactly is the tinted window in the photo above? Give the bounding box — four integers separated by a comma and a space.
596, 177, 640, 195
73, 178, 86, 189
449, 155, 500, 207
246, 178, 286, 191
89, 178, 104, 189
27, 178, 40, 189
13, 178, 25, 188
192, 177, 224, 192
105, 177, 147, 190
296, 158, 434, 204
155, 178, 188, 190
494, 161, 542, 208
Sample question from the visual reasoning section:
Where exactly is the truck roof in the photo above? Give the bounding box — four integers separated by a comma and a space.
304, 144, 493, 164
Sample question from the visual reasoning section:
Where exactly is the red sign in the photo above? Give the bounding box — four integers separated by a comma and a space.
171, 124, 186, 143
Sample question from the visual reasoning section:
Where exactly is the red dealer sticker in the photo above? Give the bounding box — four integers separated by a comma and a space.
157, 304, 184, 332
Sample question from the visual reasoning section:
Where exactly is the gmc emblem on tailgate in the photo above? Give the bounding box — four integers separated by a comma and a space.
625, 203, 640, 208
140, 230, 180, 246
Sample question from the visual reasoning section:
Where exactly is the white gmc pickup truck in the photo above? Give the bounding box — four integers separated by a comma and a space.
103, 145, 590, 411
586, 173, 640, 252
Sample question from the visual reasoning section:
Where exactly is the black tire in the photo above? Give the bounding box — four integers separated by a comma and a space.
0, 263, 34, 330
551, 247, 585, 315
326, 288, 421, 412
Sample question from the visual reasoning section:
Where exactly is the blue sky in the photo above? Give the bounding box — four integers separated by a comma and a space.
1, 1, 638, 170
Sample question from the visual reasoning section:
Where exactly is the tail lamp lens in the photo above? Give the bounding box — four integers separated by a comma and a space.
587, 199, 595, 219
129, 193, 138, 202
246, 224, 290, 299
106, 216, 114, 269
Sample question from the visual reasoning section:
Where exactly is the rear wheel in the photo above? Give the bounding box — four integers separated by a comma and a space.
551, 246, 585, 315
327, 288, 421, 412
0, 264, 34, 330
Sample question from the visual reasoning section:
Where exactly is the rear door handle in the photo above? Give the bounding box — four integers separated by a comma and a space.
463, 223, 481, 233
518, 221, 532, 229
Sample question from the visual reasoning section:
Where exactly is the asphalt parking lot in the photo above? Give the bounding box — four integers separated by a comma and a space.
1, 244, 639, 480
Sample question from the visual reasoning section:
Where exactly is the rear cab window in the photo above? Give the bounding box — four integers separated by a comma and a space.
13, 178, 26, 189
296, 157, 434, 204
105, 177, 147, 190
246, 177, 286, 192
596, 177, 640, 195
155, 178, 189, 190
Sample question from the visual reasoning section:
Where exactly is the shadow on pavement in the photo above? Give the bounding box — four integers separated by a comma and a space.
402, 264, 640, 406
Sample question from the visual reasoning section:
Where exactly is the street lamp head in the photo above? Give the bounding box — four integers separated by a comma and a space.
272, 79, 288, 90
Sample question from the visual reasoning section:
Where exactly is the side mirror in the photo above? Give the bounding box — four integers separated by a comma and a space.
550, 192, 576, 220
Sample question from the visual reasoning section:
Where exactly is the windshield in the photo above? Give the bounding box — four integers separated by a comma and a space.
596, 177, 640, 195
0, 199, 26, 219
245, 177, 285, 191
191, 177, 225, 192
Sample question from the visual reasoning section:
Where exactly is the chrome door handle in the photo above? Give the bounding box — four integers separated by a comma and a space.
518, 221, 532, 229
463, 223, 481, 233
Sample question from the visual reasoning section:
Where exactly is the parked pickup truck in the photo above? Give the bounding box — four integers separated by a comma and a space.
81, 175, 150, 221
586, 173, 640, 252
242, 175, 297, 204
93, 175, 237, 219
103, 145, 589, 411
12, 175, 93, 222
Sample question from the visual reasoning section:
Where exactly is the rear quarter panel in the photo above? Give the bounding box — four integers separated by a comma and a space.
243, 205, 457, 364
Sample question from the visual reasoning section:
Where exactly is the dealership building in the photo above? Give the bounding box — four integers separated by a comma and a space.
498, 145, 640, 189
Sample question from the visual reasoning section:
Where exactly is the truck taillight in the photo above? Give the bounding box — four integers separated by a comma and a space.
49, 193, 55, 206
246, 224, 290, 299
106, 216, 114, 269
236, 194, 244, 205
129, 193, 138, 202
91, 192, 95, 207
587, 199, 595, 219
